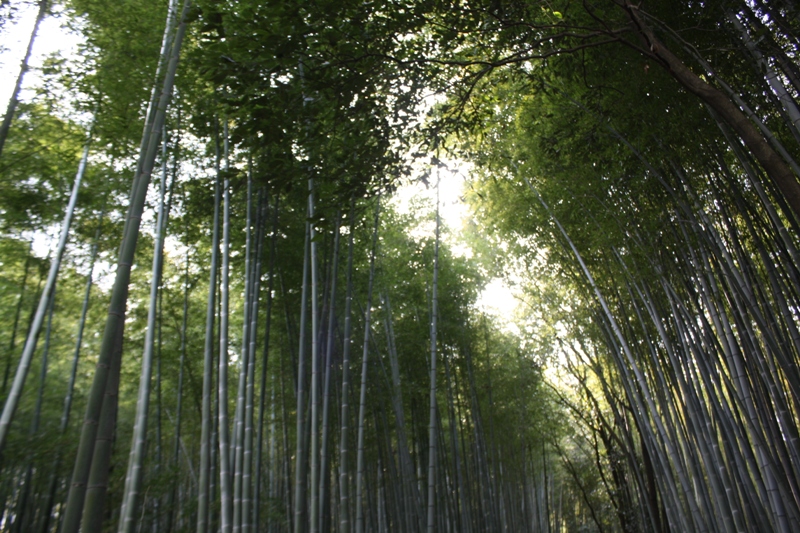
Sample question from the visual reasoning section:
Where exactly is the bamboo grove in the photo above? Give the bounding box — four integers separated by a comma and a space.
2, 0, 800, 532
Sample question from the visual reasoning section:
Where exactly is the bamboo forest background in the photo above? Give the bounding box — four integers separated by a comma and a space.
2, 0, 800, 532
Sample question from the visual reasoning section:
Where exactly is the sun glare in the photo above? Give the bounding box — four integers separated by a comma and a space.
0, 4, 84, 113
390, 157, 522, 326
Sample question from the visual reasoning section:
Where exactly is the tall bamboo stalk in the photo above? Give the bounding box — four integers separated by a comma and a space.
197, 126, 223, 533
80, 313, 124, 533
319, 210, 341, 530
254, 194, 278, 531
294, 216, 311, 533
355, 198, 381, 533
426, 174, 440, 533
2, 242, 31, 396
309, 176, 321, 533
11, 290, 56, 533
116, 124, 171, 533
61, 4, 190, 529
0, 123, 91, 453
339, 196, 357, 533
218, 119, 234, 533
167, 239, 191, 533
242, 189, 266, 533
38, 211, 104, 533
233, 163, 255, 533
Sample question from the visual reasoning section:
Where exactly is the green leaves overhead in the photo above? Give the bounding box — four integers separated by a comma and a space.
186, 0, 442, 200
64, 0, 171, 155
0, 102, 87, 232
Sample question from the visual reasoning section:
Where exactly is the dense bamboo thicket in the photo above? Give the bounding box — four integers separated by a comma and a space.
2, 1, 800, 532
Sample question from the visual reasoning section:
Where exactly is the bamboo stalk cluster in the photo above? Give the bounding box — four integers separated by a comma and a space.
6, 1, 800, 533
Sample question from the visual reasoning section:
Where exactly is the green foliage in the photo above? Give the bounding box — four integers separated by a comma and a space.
6, 1, 800, 531
64, 0, 171, 156
0, 102, 87, 231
